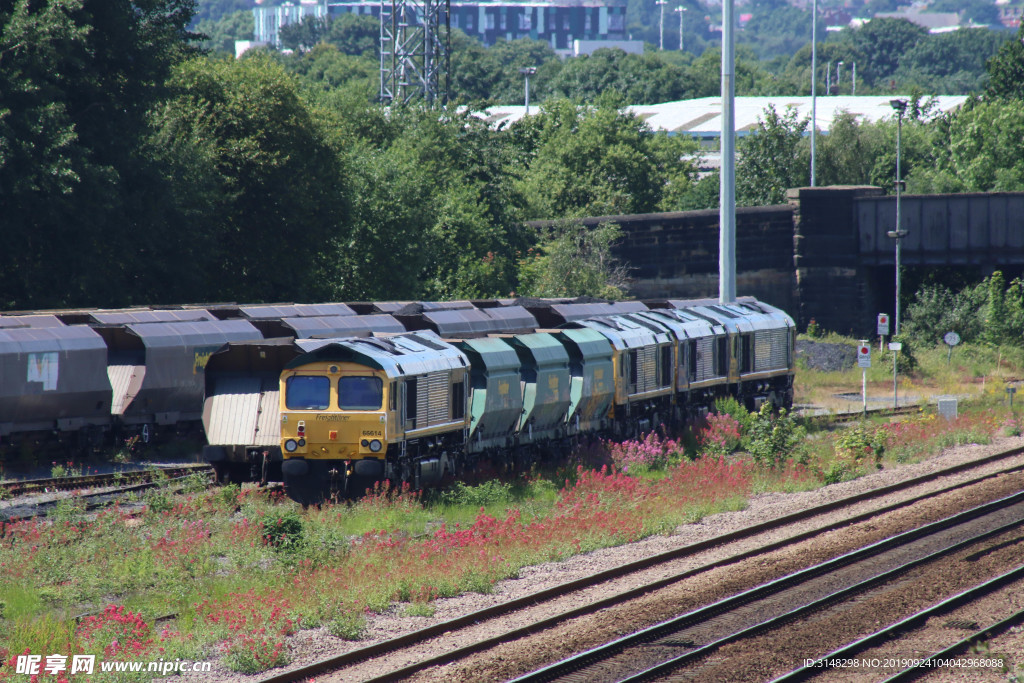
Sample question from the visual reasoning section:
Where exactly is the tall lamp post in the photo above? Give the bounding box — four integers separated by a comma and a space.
836, 61, 843, 94
675, 6, 686, 52
810, 0, 817, 186
887, 97, 908, 408
657, 0, 667, 50
519, 66, 537, 115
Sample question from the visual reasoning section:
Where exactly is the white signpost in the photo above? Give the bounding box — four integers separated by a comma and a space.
858, 341, 870, 415
877, 313, 890, 351
889, 341, 902, 408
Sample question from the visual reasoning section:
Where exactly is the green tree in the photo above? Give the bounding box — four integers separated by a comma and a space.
515, 95, 699, 219
279, 14, 327, 53
286, 43, 378, 95
983, 270, 1009, 345
986, 23, 1024, 101
895, 29, 1007, 94
517, 220, 628, 299
907, 98, 1024, 193
196, 9, 253, 54
740, 3, 812, 62
325, 104, 529, 300
149, 54, 348, 302
322, 13, 380, 57
0, 0, 198, 309
548, 49, 688, 104
736, 105, 808, 206
837, 18, 928, 89
684, 46, 774, 98
192, 0, 250, 24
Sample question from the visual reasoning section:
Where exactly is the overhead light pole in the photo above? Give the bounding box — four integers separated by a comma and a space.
657, 0, 667, 50
837, 60, 844, 94
810, 0, 817, 186
887, 97, 908, 408
720, 0, 735, 303
675, 6, 686, 52
519, 66, 537, 115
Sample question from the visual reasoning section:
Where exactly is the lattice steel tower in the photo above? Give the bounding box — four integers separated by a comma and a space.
379, 0, 450, 105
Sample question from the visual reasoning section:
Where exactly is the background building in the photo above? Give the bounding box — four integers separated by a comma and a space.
254, 0, 628, 49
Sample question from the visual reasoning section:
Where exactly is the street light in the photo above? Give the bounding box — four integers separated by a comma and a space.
810, 0, 817, 186
675, 6, 687, 52
887, 97, 908, 408
519, 66, 537, 115
836, 61, 844, 95
656, 0, 667, 50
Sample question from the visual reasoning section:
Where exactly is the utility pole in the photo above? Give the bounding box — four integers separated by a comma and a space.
837, 61, 843, 94
720, 0, 735, 303
675, 6, 686, 52
519, 67, 537, 115
810, 0, 817, 186
887, 98, 909, 409
657, 0, 667, 50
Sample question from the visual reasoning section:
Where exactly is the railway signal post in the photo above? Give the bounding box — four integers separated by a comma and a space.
877, 313, 889, 352
858, 341, 870, 416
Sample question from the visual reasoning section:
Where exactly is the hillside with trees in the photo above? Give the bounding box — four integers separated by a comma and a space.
3, 1, 1024, 311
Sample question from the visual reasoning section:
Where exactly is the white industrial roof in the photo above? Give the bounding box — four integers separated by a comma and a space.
483, 95, 969, 136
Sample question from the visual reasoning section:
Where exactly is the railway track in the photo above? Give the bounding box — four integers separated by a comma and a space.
513, 490, 1024, 682
253, 444, 1024, 683
798, 404, 922, 424
774, 566, 1024, 682
0, 465, 214, 526
0, 462, 211, 497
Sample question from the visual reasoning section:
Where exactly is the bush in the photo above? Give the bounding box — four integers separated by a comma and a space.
696, 413, 744, 456
327, 612, 366, 640
261, 510, 304, 553
834, 425, 886, 471
436, 480, 513, 508
743, 404, 806, 468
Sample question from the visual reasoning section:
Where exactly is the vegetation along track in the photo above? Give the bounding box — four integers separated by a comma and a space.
253, 444, 1024, 683
0, 463, 211, 497
511, 489, 1024, 682
0, 465, 214, 526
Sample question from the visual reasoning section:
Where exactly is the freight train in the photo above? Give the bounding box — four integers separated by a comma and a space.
0, 298, 794, 505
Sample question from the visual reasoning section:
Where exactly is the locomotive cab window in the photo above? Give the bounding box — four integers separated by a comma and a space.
452, 380, 465, 420
741, 334, 753, 373
338, 376, 383, 410
285, 375, 330, 410
660, 345, 672, 387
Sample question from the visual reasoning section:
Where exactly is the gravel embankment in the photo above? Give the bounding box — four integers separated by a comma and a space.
171, 435, 1024, 683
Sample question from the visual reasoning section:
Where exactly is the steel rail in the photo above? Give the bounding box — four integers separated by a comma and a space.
882, 604, 1024, 682
522, 493, 1024, 683
0, 463, 212, 496
0, 470, 214, 527
255, 446, 1024, 683
772, 564, 1024, 682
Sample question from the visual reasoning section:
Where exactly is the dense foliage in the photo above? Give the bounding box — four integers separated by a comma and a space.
4, 1, 1024, 310
903, 271, 1024, 348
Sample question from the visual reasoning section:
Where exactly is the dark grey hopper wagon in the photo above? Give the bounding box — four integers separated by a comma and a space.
0, 324, 111, 439
91, 317, 261, 426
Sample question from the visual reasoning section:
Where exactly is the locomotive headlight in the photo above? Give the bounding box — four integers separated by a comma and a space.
369, 439, 382, 453
284, 439, 298, 453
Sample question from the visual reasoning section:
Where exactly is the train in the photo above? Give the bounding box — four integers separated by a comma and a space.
0, 297, 795, 504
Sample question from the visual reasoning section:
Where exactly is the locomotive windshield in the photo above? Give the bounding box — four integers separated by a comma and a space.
286, 375, 330, 410
339, 376, 383, 410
